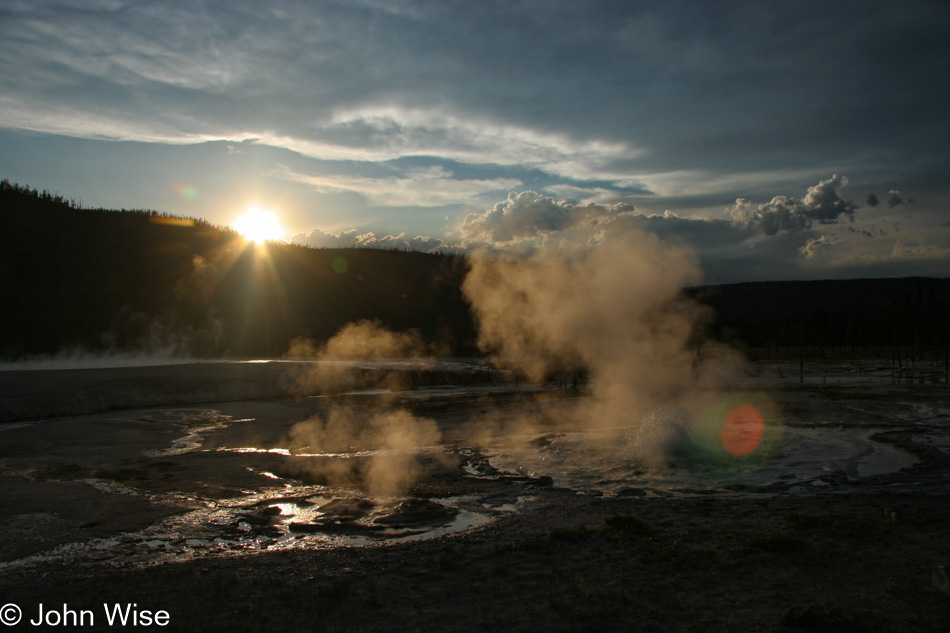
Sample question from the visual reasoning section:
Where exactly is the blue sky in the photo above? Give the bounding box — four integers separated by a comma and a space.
1, 0, 948, 283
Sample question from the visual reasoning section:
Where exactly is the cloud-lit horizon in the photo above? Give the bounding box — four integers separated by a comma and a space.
1, 0, 948, 282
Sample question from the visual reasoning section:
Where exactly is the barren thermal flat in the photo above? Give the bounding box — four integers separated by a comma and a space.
1, 360, 949, 632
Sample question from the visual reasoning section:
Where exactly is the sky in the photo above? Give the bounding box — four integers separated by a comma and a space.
1, 0, 948, 283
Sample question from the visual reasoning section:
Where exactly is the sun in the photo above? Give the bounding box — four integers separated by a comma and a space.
233, 206, 284, 244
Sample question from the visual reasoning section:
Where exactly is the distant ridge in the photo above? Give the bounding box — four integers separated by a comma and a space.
2, 181, 946, 360
691, 277, 949, 351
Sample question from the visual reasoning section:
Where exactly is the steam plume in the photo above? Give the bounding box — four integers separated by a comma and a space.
462, 229, 741, 446
283, 225, 742, 494
288, 405, 443, 498
285, 319, 442, 394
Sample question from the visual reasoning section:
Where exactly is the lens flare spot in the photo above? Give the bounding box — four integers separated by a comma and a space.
720, 405, 765, 457
332, 256, 349, 274
170, 180, 198, 200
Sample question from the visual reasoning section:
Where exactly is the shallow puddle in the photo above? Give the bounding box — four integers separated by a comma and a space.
482, 420, 923, 496
855, 433, 919, 477
0, 487, 520, 573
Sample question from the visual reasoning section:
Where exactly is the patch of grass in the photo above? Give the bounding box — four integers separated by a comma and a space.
781, 604, 873, 632
882, 507, 898, 523
603, 515, 652, 539
496, 536, 552, 553
746, 532, 807, 553
545, 567, 579, 610
548, 526, 593, 542
498, 526, 596, 552
437, 553, 458, 570
362, 594, 380, 608
546, 568, 565, 609
316, 578, 353, 601
784, 512, 881, 539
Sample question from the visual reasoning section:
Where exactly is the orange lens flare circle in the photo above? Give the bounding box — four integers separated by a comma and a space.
720, 405, 765, 457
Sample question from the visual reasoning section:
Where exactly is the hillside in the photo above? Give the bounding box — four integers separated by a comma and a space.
0, 182, 475, 359
1, 181, 947, 361
691, 278, 950, 355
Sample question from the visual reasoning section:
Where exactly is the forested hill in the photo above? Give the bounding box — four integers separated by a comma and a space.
0, 182, 474, 358
690, 277, 950, 354
1, 181, 947, 360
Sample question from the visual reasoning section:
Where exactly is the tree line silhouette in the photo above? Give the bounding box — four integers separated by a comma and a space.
690, 278, 950, 367
0, 181, 474, 358
1, 181, 947, 363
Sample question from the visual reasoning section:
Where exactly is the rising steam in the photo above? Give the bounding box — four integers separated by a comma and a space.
285, 319, 443, 394
282, 228, 743, 498
287, 319, 431, 360
282, 321, 451, 497
288, 405, 443, 498
463, 231, 740, 433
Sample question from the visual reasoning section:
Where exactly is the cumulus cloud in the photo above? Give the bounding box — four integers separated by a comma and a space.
863, 189, 911, 213
730, 175, 857, 236
291, 228, 371, 249
291, 228, 446, 253
799, 234, 839, 259
457, 190, 637, 244
887, 190, 906, 208
288, 171, 933, 284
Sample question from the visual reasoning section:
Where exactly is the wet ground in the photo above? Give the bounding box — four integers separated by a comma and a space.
1, 359, 948, 575
2, 359, 950, 632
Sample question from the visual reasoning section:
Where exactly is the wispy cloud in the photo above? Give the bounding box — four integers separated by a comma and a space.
257, 107, 637, 184
269, 164, 520, 207
1, 1, 948, 281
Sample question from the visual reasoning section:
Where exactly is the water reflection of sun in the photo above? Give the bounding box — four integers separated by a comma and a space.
233, 206, 283, 244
